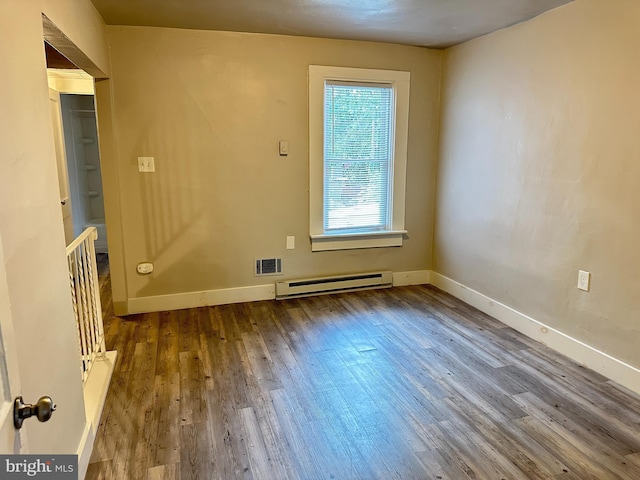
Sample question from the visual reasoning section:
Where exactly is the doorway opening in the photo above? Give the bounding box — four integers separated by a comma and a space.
45, 41, 112, 318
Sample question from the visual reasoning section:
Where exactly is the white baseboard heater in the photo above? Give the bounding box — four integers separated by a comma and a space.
275, 271, 393, 300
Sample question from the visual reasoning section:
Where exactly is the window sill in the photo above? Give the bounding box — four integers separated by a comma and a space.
310, 230, 407, 252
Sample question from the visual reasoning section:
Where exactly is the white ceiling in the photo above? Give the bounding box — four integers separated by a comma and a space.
91, 0, 572, 49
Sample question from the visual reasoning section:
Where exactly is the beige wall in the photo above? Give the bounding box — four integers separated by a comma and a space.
105, 26, 441, 304
435, 0, 640, 367
1, 0, 108, 454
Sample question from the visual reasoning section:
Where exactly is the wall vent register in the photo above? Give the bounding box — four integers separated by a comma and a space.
255, 258, 283, 276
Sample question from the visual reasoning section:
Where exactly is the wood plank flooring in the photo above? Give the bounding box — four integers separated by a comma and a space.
86, 271, 640, 479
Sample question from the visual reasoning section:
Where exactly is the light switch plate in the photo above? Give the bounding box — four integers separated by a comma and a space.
138, 156, 155, 172
286, 236, 295, 250
279, 141, 288, 156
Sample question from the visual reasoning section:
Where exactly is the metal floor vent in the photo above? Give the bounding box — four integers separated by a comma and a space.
255, 258, 283, 276
276, 271, 392, 299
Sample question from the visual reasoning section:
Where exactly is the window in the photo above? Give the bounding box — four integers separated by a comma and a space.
309, 66, 410, 251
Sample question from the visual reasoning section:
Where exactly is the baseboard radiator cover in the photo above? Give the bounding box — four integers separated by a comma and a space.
276, 271, 393, 299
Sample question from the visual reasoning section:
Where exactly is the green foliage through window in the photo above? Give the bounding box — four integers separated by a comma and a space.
323, 81, 394, 231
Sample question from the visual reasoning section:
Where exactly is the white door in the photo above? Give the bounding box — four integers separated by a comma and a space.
49, 89, 74, 245
0, 231, 27, 453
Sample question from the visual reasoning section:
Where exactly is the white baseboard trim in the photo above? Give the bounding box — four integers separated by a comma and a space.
127, 284, 276, 314
126, 270, 433, 315
393, 270, 431, 287
430, 271, 640, 396
78, 350, 117, 479
84, 351, 117, 428
77, 421, 94, 480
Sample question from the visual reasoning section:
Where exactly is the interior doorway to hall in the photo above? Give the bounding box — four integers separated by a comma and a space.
45, 40, 112, 316
47, 42, 108, 253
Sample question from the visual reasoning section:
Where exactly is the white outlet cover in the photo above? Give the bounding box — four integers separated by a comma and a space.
578, 270, 590, 291
137, 262, 154, 274
286, 236, 295, 249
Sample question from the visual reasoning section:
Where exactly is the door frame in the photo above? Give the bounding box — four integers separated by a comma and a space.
42, 13, 128, 316
0, 231, 26, 453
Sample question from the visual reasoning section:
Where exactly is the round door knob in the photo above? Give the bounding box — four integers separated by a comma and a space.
13, 396, 57, 430
35, 396, 56, 422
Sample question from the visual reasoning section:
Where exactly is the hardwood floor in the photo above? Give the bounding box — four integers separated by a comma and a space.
86, 278, 640, 479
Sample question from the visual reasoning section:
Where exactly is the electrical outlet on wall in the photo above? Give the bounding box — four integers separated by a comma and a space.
286, 236, 295, 250
137, 262, 154, 274
577, 270, 591, 291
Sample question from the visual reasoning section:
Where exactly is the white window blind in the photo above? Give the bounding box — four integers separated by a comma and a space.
309, 65, 409, 251
323, 81, 394, 232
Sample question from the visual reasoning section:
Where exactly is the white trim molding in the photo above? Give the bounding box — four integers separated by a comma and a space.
126, 270, 433, 315
393, 270, 431, 287
77, 422, 94, 480
83, 351, 117, 429
430, 271, 640, 396
47, 69, 95, 95
78, 350, 117, 479
308, 65, 410, 252
310, 231, 406, 252
127, 284, 276, 314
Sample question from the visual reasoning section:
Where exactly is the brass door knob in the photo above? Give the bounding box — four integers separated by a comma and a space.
13, 396, 56, 429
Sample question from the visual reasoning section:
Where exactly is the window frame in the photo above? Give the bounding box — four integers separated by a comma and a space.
309, 65, 410, 252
